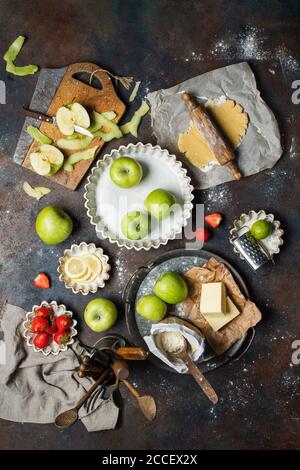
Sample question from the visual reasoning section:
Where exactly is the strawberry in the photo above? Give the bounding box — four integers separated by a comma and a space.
33, 272, 50, 289
54, 331, 70, 345
204, 213, 222, 229
35, 306, 53, 319
55, 315, 72, 332
29, 316, 49, 333
33, 333, 51, 349
196, 227, 210, 242
45, 321, 58, 335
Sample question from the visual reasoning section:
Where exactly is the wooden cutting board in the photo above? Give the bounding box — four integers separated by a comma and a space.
22, 62, 126, 190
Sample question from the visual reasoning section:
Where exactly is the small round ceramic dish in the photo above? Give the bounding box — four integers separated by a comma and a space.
22, 300, 77, 356
84, 143, 194, 250
229, 210, 284, 258
57, 242, 110, 295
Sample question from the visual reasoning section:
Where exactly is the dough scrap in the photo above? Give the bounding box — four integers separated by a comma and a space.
178, 98, 248, 170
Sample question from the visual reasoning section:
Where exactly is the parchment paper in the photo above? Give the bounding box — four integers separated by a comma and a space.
181, 258, 262, 355
146, 62, 282, 189
144, 316, 205, 374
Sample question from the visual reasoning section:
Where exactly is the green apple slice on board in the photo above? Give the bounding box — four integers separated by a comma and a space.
30, 144, 64, 176
56, 103, 90, 135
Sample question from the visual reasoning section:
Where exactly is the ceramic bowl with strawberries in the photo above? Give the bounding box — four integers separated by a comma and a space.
22, 301, 77, 356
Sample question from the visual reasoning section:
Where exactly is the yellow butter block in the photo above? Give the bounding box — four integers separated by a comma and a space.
200, 282, 227, 315
203, 296, 240, 332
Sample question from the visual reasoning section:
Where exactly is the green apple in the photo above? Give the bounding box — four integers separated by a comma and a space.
110, 156, 143, 188
136, 294, 167, 322
144, 188, 176, 220
84, 298, 117, 333
35, 206, 73, 245
121, 211, 150, 240
153, 272, 188, 304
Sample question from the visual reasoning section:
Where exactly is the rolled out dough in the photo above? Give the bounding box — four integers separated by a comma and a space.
178, 98, 249, 171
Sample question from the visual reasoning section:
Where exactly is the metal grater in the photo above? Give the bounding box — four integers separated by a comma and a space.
232, 229, 272, 271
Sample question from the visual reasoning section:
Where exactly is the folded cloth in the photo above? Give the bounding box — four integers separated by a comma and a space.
0, 303, 119, 431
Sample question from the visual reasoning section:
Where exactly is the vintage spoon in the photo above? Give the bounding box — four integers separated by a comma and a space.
170, 338, 218, 405
55, 367, 110, 428
122, 379, 157, 421
112, 360, 157, 421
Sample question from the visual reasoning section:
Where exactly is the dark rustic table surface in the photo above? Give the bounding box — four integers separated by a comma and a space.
0, 0, 299, 451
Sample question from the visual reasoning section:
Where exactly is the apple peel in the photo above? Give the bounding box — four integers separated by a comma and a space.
63, 146, 99, 172
120, 100, 149, 137
3, 35, 38, 76
27, 125, 52, 145
23, 181, 51, 200
56, 136, 92, 151
129, 80, 141, 102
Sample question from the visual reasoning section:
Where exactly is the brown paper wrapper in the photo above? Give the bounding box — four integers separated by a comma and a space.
180, 258, 262, 355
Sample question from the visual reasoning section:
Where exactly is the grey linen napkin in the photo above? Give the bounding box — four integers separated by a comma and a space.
0, 303, 119, 431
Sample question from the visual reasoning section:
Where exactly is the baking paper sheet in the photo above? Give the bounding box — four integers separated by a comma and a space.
146, 62, 282, 190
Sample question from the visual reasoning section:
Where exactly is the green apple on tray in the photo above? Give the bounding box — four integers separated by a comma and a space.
136, 271, 188, 322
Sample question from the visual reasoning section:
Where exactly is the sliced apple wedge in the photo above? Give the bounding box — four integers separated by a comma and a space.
30, 152, 51, 175
56, 103, 90, 136
69, 103, 90, 128
30, 144, 64, 176
56, 107, 74, 136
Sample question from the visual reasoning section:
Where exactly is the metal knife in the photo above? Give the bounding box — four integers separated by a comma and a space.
22, 107, 94, 138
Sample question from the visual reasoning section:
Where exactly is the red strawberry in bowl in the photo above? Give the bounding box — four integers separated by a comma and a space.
56, 315, 72, 332
54, 331, 70, 345
45, 321, 58, 335
33, 333, 51, 349
35, 306, 54, 320
29, 316, 49, 333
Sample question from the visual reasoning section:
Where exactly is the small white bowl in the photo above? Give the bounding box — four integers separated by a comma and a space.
57, 242, 110, 295
22, 300, 77, 356
229, 210, 284, 258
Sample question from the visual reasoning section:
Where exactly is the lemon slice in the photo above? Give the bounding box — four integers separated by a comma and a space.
64, 256, 88, 280
78, 254, 103, 284
84, 254, 102, 275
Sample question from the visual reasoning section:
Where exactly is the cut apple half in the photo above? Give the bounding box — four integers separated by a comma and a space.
56, 102, 90, 136
70, 103, 90, 128
29, 144, 64, 176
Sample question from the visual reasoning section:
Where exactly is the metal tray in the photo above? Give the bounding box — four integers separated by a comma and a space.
123, 248, 255, 373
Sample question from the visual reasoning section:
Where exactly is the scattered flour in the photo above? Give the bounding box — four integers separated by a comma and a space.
204, 185, 233, 210
114, 257, 129, 293
181, 25, 299, 74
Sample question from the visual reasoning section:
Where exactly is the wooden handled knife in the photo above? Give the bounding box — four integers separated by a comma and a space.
22, 107, 94, 137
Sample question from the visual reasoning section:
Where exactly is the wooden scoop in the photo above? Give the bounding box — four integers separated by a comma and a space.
112, 360, 157, 421
55, 368, 110, 428
170, 338, 218, 405
182, 92, 241, 180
